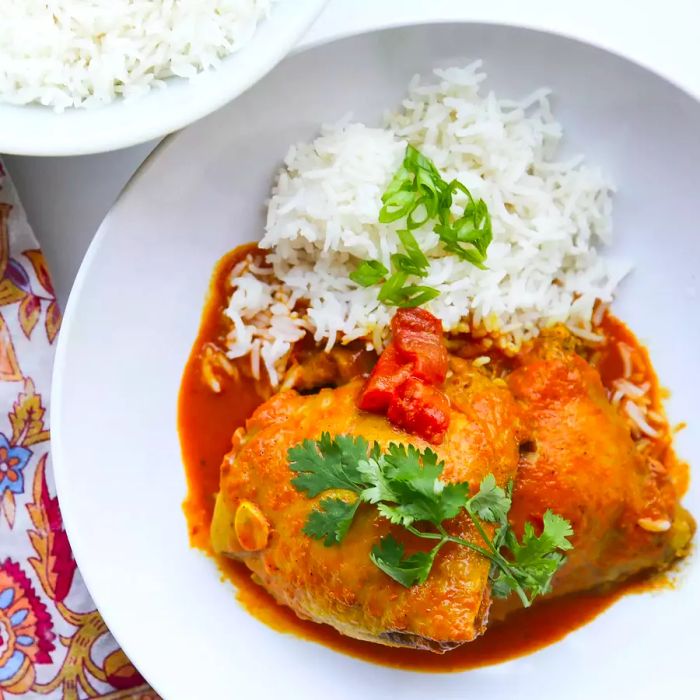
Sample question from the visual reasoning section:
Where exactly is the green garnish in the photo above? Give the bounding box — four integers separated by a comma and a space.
392, 228, 430, 277
379, 145, 445, 226
433, 184, 492, 269
349, 260, 389, 287
350, 247, 438, 307
350, 228, 434, 306
351, 145, 493, 306
289, 434, 573, 607
289, 432, 372, 496
489, 511, 575, 600
380, 146, 493, 263
377, 272, 440, 308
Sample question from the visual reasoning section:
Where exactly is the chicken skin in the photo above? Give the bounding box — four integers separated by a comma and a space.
211, 370, 523, 650
492, 339, 694, 618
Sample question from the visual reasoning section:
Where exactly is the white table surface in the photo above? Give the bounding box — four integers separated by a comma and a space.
4, 0, 699, 307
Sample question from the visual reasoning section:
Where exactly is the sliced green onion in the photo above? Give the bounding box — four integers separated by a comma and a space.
350, 259, 389, 287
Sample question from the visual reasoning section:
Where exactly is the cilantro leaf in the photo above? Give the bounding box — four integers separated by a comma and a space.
490, 569, 522, 599
376, 444, 469, 526
289, 434, 573, 606
511, 511, 574, 563
383, 444, 443, 493
507, 511, 573, 597
468, 474, 512, 524
370, 534, 437, 587
288, 432, 370, 497
541, 510, 575, 551
358, 454, 397, 505
492, 510, 575, 601
303, 497, 360, 546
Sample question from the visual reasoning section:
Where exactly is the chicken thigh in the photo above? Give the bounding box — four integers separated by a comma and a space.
211, 371, 522, 650
492, 342, 694, 618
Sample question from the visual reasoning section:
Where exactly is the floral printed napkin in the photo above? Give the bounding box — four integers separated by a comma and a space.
0, 162, 157, 700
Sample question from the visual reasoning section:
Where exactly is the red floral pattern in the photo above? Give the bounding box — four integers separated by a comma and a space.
0, 559, 55, 697
0, 165, 157, 698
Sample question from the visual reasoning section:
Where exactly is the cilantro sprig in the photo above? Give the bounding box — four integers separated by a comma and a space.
289, 433, 573, 607
349, 145, 494, 307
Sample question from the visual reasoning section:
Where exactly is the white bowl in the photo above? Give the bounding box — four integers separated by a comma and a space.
52, 23, 700, 700
0, 0, 327, 156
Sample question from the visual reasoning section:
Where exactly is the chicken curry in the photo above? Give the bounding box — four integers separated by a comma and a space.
178, 247, 693, 670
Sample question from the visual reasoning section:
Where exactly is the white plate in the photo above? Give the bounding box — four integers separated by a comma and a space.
0, 0, 327, 156
52, 24, 700, 700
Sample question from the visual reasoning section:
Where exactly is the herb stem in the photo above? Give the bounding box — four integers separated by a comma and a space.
410, 524, 523, 598
405, 524, 443, 541
443, 534, 502, 566
462, 506, 533, 607
384, 502, 532, 606
431, 536, 449, 560
445, 531, 531, 608
464, 504, 501, 557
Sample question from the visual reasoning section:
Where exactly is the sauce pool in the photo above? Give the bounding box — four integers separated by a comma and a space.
177, 247, 658, 673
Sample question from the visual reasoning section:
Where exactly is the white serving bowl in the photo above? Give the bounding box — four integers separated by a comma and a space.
0, 0, 327, 156
52, 22, 700, 700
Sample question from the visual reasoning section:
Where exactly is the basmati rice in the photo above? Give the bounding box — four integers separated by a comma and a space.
0, 0, 273, 111
225, 62, 631, 383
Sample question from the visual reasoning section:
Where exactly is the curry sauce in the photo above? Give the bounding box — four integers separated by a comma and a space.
178, 247, 683, 672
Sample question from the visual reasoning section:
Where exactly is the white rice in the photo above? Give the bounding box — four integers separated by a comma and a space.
0, 0, 273, 111
225, 62, 630, 384
624, 400, 660, 439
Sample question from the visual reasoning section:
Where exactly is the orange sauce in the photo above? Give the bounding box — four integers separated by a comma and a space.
177, 247, 664, 673
179, 246, 265, 551
596, 314, 659, 397
593, 313, 690, 494
218, 552, 648, 672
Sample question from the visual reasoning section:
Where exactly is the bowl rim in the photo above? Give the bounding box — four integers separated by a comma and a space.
299, 2, 700, 105
98, 16, 700, 212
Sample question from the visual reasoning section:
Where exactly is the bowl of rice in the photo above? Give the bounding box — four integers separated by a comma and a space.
0, 0, 328, 156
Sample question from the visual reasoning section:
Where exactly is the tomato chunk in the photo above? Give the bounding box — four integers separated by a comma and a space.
387, 377, 450, 444
391, 308, 448, 384
357, 343, 413, 412
391, 308, 443, 336
359, 309, 451, 444
393, 331, 448, 384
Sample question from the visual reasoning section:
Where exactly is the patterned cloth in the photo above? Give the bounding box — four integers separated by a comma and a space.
0, 163, 157, 699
